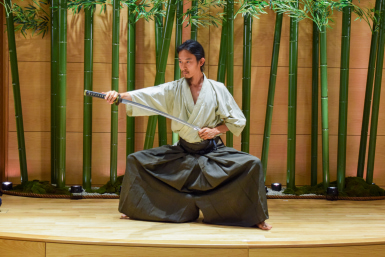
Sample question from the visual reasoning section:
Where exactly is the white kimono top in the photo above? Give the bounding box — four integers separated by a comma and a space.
126, 74, 246, 143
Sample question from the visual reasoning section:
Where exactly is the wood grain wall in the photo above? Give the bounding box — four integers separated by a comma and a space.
4, 0, 385, 186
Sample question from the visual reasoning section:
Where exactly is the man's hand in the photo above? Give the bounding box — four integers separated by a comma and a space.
198, 127, 219, 140
102, 91, 132, 104
198, 124, 229, 140
102, 90, 119, 104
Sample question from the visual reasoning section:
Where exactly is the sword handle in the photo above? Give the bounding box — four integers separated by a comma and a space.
84, 90, 122, 106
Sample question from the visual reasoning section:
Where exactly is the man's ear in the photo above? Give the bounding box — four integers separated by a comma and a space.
200, 58, 206, 67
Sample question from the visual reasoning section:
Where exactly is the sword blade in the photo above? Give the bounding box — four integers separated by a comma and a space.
84, 90, 201, 131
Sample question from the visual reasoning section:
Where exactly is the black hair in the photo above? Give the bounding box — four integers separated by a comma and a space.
177, 40, 205, 72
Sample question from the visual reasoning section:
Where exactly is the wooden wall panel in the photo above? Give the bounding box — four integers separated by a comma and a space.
0, 239, 45, 257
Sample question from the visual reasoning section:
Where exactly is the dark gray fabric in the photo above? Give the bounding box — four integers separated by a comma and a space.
118, 138, 269, 227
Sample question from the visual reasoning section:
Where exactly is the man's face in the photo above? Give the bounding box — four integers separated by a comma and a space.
178, 50, 205, 79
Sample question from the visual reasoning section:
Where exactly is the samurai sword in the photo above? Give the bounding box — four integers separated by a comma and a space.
84, 90, 201, 131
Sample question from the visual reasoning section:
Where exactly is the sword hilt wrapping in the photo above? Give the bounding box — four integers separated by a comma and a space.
84, 90, 122, 106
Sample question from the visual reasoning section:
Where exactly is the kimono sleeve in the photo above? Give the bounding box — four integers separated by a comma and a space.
215, 83, 246, 136
126, 82, 174, 117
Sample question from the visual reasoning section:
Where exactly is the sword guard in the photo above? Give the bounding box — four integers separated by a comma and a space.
114, 94, 122, 106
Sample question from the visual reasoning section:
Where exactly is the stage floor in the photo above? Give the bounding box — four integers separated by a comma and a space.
1, 195, 385, 257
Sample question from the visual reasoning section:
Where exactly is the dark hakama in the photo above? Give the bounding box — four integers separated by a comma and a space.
118, 138, 269, 227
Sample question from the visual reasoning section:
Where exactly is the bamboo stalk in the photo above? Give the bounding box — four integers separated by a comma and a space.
241, 14, 252, 153
110, 0, 120, 184
156, 5, 167, 147
51, 0, 59, 184
320, 24, 330, 191
357, 0, 382, 178
311, 15, 319, 187
366, 0, 385, 184
144, 0, 177, 149
191, 0, 198, 40
226, 0, 234, 147
83, 5, 94, 191
127, 6, 136, 156
172, 0, 183, 144
5, 0, 28, 185
261, 12, 283, 181
217, 5, 227, 83
57, 0, 67, 188
287, 0, 298, 190
337, 1, 352, 192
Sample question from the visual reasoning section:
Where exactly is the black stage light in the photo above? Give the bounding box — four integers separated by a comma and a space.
2, 182, 13, 191
326, 187, 338, 201
70, 185, 83, 193
0, 198, 2, 207
265, 186, 268, 193
271, 183, 282, 191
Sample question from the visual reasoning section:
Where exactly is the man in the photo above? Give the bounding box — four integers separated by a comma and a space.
104, 40, 271, 230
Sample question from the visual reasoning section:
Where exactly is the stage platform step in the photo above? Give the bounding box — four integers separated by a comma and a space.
1, 195, 385, 256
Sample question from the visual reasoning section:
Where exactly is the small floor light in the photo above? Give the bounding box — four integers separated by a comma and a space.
70, 185, 83, 193
271, 183, 282, 191
2, 182, 13, 191
265, 186, 268, 193
326, 187, 338, 201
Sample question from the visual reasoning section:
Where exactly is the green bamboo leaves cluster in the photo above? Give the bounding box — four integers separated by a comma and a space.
10, 0, 50, 37
4, 0, 29, 185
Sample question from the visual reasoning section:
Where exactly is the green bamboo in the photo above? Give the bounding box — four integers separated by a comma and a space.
191, 0, 198, 40
320, 24, 330, 191
5, 0, 28, 185
51, 0, 59, 184
337, 1, 352, 192
172, 0, 183, 144
226, 0, 234, 147
143, 0, 177, 149
127, 6, 136, 156
261, 12, 283, 181
57, 0, 67, 188
83, 5, 94, 191
366, 0, 385, 184
357, 0, 382, 178
156, 5, 167, 147
311, 16, 319, 187
217, 5, 227, 83
241, 14, 252, 153
286, 0, 298, 190
110, 0, 120, 184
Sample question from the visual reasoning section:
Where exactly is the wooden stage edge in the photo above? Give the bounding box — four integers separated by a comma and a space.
1, 195, 385, 256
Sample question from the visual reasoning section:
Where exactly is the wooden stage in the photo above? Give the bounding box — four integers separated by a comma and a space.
1, 195, 385, 257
